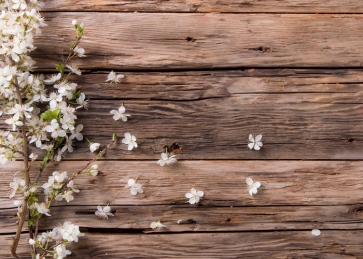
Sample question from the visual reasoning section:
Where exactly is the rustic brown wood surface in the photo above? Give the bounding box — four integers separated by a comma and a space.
1, 1, 363, 258
43, 0, 363, 13
33, 13, 363, 69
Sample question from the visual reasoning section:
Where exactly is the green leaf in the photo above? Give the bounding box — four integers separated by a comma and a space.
72, 90, 81, 101
28, 196, 38, 206
56, 62, 65, 72
55, 137, 65, 148
28, 219, 35, 227
40, 108, 60, 121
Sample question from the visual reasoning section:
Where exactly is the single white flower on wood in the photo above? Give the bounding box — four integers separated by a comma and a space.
157, 152, 177, 166
110, 105, 130, 122
150, 220, 167, 230
122, 132, 137, 150
185, 188, 204, 204
89, 142, 100, 152
248, 134, 263, 150
95, 205, 114, 219
312, 229, 321, 236
125, 178, 143, 195
106, 71, 125, 83
246, 178, 261, 196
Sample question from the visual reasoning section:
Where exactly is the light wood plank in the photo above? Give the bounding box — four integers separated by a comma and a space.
42, 0, 363, 14
2, 204, 363, 234
34, 13, 363, 69
2, 231, 363, 258
1, 161, 363, 208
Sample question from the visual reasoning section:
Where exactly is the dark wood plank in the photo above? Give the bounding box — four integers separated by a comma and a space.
33, 13, 363, 69
2, 204, 363, 234
2, 231, 363, 258
2, 161, 363, 208
42, 0, 363, 14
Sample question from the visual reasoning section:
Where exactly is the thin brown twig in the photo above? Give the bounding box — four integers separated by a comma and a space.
10, 79, 30, 259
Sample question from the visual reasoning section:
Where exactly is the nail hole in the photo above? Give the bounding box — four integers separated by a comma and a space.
348, 138, 355, 142
186, 37, 196, 42
226, 218, 231, 223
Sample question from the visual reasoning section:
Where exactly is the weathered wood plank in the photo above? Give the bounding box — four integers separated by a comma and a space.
4, 70, 363, 160
42, 0, 363, 14
1, 161, 363, 208
2, 204, 363, 234
34, 13, 363, 69
2, 231, 363, 258
70, 69, 363, 100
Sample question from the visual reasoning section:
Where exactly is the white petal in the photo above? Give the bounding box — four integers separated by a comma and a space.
197, 191, 204, 197
253, 144, 260, 151
255, 134, 262, 141
189, 197, 196, 204
249, 189, 253, 196
254, 182, 261, 188
246, 178, 253, 186
118, 106, 126, 113
185, 193, 192, 198
249, 134, 254, 142
312, 229, 321, 236
248, 143, 254, 149
127, 179, 135, 186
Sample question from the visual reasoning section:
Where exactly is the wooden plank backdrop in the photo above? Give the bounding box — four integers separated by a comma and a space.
1, 1, 363, 258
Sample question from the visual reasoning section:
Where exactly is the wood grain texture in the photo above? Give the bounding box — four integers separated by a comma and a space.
2, 70, 362, 160
2, 204, 363, 234
2, 231, 363, 258
33, 13, 363, 69
42, 0, 363, 13
2, 161, 363, 208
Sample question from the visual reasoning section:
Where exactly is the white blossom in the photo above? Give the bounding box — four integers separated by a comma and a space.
66, 64, 81, 75
9, 177, 25, 198
185, 188, 204, 204
34, 202, 51, 216
106, 71, 124, 83
43, 73, 61, 85
55, 221, 84, 242
54, 244, 71, 259
89, 142, 100, 152
246, 177, 261, 196
110, 105, 130, 121
150, 220, 167, 230
76, 93, 89, 109
89, 164, 98, 176
70, 124, 83, 141
45, 119, 66, 138
248, 134, 263, 150
312, 229, 321, 236
122, 132, 137, 150
95, 205, 114, 219
157, 152, 177, 166
73, 46, 86, 57
125, 178, 143, 195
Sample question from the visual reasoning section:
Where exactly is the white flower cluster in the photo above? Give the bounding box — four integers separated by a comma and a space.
0, 5, 88, 165
29, 221, 84, 259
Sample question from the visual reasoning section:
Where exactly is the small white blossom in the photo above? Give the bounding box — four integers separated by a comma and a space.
150, 220, 167, 230
312, 229, 321, 236
9, 177, 26, 198
55, 221, 84, 242
43, 73, 61, 85
106, 71, 125, 83
76, 93, 89, 109
122, 132, 137, 150
70, 124, 83, 141
248, 134, 263, 150
89, 142, 100, 152
66, 64, 81, 75
89, 164, 98, 176
73, 46, 86, 57
246, 178, 261, 196
35, 202, 51, 216
110, 105, 130, 122
45, 119, 66, 139
157, 152, 177, 166
185, 188, 204, 204
29, 153, 38, 160
95, 205, 114, 219
125, 178, 143, 195
54, 244, 71, 259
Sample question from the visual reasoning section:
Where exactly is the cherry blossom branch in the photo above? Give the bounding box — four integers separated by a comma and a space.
32, 137, 116, 241
10, 80, 30, 259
